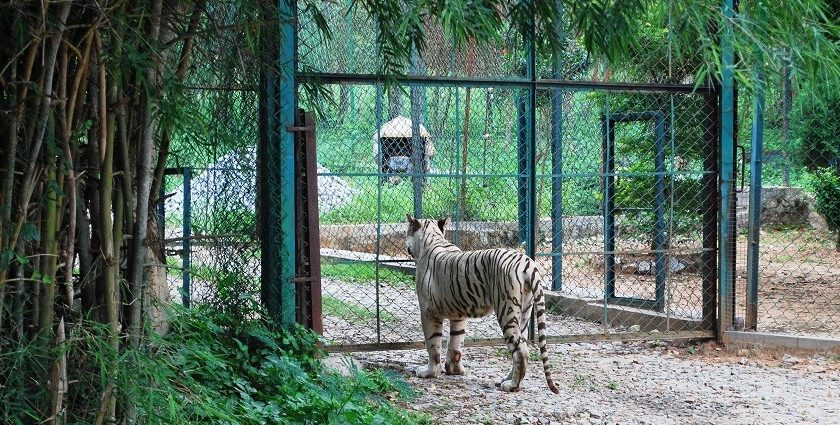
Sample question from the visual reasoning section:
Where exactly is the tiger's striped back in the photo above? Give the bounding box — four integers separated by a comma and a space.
407, 215, 559, 394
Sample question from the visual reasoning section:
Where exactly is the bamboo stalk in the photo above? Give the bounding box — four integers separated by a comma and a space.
0, 27, 40, 289
49, 317, 67, 424
67, 30, 94, 141
7, 1, 72, 275
128, 0, 164, 351
151, 0, 206, 201
94, 31, 117, 337
56, 40, 78, 311
38, 115, 60, 334
95, 28, 119, 424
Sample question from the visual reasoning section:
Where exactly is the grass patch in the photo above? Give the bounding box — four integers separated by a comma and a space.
322, 262, 414, 288
323, 295, 395, 322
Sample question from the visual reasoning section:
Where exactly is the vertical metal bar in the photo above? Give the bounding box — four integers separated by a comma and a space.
453, 86, 462, 245
718, 0, 737, 336
527, 16, 537, 340
410, 49, 423, 218
280, 0, 299, 327
375, 84, 384, 343
157, 177, 166, 294
526, 23, 537, 260
517, 85, 528, 245
157, 180, 165, 238
346, 2, 356, 121
182, 168, 192, 308
701, 92, 719, 330
550, 0, 565, 291
303, 112, 323, 334
781, 60, 792, 186
603, 116, 616, 301
746, 5, 766, 331
602, 98, 613, 330
653, 114, 667, 311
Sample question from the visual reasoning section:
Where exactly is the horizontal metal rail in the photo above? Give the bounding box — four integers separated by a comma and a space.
319, 170, 715, 179
323, 247, 713, 265
298, 72, 716, 94
325, 330, 715, 352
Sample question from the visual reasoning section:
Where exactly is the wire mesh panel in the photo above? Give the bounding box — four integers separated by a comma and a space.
294, 0, 722, 350
159, 87, 263, 317
307, 81, 719, 348
736, 70, 840, 339
534, 89, 718, 337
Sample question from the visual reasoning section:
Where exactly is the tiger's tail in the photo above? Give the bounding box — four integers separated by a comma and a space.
533, 275, 560, 394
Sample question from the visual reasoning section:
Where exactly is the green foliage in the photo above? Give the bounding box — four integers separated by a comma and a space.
792, 85, 840, 171
1, 308, 428, 424
811, 168, 840, 249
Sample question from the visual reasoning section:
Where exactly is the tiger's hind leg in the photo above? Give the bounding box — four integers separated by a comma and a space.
445, 319, 467, 375
497, 310, 528, 392
416, 313, 444, 378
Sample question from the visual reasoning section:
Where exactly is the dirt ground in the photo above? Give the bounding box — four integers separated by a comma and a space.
331, 340, 840, 425
734, 229, 840, 337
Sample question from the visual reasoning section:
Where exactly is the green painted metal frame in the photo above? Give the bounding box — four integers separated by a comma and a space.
258, 0, 298, 328
550, 0, 565, 291
718, 0, 737, 337
602, 111, 668, 311
745, 3, 766, 331
283, 0, 730, 346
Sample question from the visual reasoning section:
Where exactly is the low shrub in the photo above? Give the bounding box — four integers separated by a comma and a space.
1, 307, 430, 424
811, 167, 840, 251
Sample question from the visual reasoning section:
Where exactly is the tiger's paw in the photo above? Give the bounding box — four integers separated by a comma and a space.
444, 361, 465, 375
415, 365, 441, 378
499, 380, 521, 392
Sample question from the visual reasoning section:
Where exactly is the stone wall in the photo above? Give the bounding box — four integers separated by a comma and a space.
736, 187, 827, 230
320, 217, 603, 256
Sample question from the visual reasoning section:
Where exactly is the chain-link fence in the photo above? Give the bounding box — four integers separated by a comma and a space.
297, 2, 721, 350
735, 69, 840, 339
158, 86, 262, 318
158, 1, 840, 347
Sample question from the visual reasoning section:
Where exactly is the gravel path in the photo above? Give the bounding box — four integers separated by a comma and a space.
334, 341, 840, 424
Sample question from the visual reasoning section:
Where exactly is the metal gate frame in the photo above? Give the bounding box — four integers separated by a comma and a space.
260, 0, 742, 349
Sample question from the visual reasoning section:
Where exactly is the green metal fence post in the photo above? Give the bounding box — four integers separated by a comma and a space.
718, 0, 737, 337
410, 49, 424, 217
550, 0, 564, 291
517, 79, 528, 246
182, 167, 192, 308
278, 0, 298, 327
746, 4, 766, 331
527, 14, 537, 340
258, 0, 297, 328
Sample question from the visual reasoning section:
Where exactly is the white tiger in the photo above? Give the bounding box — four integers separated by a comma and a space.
405, 215, 560, 393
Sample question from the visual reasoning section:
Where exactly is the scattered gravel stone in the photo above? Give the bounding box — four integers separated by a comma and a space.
341, 342, 840, 425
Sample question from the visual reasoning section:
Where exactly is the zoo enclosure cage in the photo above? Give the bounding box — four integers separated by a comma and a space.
156, 0, 840, 351
290, 1, 724, 350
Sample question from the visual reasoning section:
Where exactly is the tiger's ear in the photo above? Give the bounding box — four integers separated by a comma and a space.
437, 217, 449, 233
406, 214, 421, 233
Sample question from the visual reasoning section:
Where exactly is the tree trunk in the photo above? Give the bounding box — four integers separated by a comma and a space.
128, 0, 164, 352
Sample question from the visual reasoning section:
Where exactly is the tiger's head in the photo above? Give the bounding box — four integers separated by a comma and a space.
405, 214, 448, 258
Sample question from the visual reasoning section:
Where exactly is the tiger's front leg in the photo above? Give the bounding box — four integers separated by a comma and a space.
416, 313, 444, 378
445, 319, 467, 375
